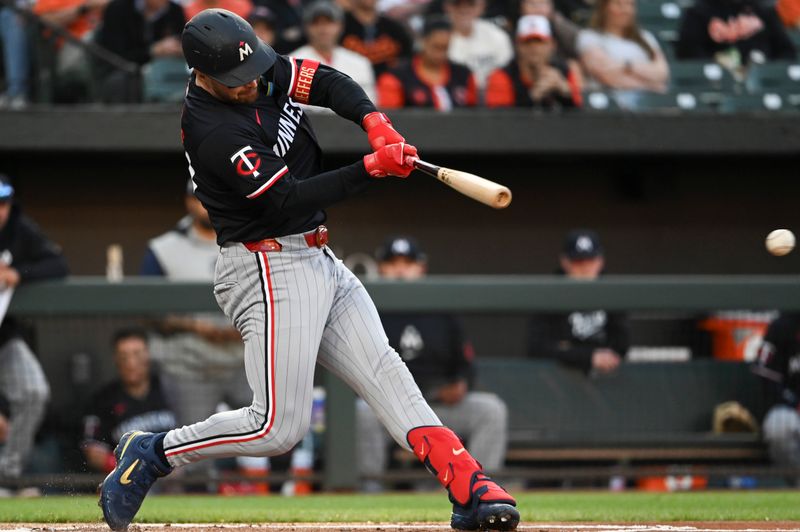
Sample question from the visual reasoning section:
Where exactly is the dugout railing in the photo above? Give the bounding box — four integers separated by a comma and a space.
6, 276, 800, 492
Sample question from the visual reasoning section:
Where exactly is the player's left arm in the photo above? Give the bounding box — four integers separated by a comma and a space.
270, 55, 406, 150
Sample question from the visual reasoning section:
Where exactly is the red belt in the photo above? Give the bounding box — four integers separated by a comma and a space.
244, 225, 329, 253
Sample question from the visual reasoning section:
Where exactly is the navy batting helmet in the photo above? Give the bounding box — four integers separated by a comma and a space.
182, 8, 277, 87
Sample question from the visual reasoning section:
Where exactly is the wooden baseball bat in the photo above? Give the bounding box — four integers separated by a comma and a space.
406, 157, 512, 209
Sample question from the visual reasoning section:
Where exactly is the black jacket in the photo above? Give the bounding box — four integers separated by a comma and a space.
676, 0, 796, 62
0, 204, 69, 345
528, 310, 630, 373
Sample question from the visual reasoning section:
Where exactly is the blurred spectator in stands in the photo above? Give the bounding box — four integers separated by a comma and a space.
577, 0, 669, 106
528, 229, 629, 375
486, 15, 582, 109
519, 0, 580, 61
752, 314, 800, 473
257, 0, 305, 54
34, 0, 110, 102
0, 2, 30, 110
185, 0, 252, 21
94, 0, 186, 102
141, 180, 248, 447
0, 174, 68, 481
377, 16, 476, 110
340, 0, 414, 75
81, 328, 176, 473
249, 5, 277, 45
777, 0, 800, 29
292, 1, 376, 104
357, 236, 508, 491
444, 0, 514, 92
676, 0, 796, 65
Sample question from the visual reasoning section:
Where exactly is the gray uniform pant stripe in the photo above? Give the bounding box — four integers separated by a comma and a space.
162, 238, 440, 467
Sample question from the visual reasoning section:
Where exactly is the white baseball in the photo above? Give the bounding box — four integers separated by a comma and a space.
766, 229, 795, 256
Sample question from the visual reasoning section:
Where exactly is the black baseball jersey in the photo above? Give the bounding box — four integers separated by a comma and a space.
528, 310, 630, 373
182, 54, 377, 245
83, 375, 176, 447
340, 12, 414, 76
753, 313, 800, 410
380, 313, 474, 400
377, 57, 478, 110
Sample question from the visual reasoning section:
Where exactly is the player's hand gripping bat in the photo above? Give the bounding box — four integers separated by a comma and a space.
405, 157, 512, 209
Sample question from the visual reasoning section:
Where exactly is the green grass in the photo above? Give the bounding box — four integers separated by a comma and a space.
0, 492, 799, 523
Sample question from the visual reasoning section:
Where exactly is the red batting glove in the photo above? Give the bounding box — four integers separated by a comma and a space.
363, 143, 418, 178
362, 112, 405, 150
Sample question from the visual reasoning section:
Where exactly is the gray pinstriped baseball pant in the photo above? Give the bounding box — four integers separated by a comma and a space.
0, 338, 50, 477
162, 234, 441, 466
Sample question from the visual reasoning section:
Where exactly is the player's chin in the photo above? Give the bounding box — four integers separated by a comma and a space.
236, 89, 259, 104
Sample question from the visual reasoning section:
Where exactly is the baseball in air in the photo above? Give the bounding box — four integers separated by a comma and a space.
766, 229, 795, 256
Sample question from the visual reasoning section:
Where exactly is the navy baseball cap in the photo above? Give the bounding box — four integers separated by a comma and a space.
563, 229, 603, 260
376, 236, 426, 262
0, 175, 15, 201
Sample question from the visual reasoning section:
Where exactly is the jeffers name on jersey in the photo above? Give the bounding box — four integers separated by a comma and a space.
182, 54, 377, 245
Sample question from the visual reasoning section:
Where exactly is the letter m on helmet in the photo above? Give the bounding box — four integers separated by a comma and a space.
239, 41, 253, 62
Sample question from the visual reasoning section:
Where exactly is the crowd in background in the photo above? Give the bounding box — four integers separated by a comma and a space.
0, 0, 799, 109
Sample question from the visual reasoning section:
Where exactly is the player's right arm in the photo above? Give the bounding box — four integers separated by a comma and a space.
198, 126, 413, 214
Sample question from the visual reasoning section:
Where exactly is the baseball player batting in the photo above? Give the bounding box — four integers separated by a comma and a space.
98, 8, 519, 532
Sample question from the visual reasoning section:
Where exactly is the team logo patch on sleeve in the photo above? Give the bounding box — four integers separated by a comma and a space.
230, 146, 262, 177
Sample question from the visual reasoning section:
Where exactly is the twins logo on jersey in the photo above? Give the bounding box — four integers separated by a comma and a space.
230, 146, 262, 178
273, 100, 304, 157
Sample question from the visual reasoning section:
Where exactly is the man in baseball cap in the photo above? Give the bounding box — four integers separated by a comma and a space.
485, 14, 581, 108
561, 228, 604, 277
528, 228, 629, 375
100, 6, 518, 532
0, 172, 68, 488
375, 235, 427, 278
